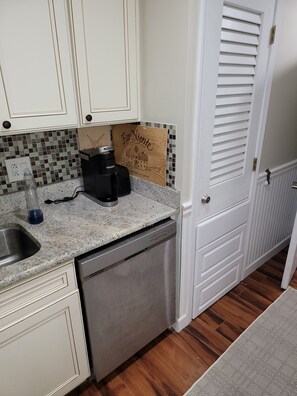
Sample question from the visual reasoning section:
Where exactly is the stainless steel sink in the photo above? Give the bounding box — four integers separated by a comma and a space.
0, 223, 40, 268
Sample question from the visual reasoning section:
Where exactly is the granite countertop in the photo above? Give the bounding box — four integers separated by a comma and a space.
0, 192, 176, 290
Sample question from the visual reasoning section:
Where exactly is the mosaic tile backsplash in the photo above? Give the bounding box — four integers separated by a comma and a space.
140, 122, 176, 189
0, 124, 176, 196
0, 129, 81, 195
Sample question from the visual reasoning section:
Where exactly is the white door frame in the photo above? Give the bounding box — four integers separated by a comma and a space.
175, 0, 285, 332
281, 207, 297, 289
241, 0, 285, 280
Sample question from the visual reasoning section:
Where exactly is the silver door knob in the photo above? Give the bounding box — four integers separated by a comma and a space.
201, 194, 211, 204
292, 182, 297, 189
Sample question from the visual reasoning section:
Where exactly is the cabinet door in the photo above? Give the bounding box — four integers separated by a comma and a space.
0, 0, 77, 133
0, 292, 90, 396
71, 0, 138, 124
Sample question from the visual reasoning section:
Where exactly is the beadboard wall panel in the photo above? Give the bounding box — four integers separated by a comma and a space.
244, 160, 297, 277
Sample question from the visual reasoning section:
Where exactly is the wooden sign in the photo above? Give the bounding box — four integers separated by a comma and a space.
77, 126, 111, 150
112, 124, 168, 186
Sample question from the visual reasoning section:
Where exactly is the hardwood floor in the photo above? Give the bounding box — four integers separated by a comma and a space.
68, 247, 295, 396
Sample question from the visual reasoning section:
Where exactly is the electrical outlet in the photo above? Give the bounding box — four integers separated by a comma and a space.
5, 157, 32, 183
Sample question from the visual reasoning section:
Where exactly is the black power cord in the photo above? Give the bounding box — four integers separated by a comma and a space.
44, 186, 84, 205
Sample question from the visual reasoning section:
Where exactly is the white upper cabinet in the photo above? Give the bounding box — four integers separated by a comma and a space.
0, 0, 77, 133
71, 0, 138, 125
0, 0, 139, 134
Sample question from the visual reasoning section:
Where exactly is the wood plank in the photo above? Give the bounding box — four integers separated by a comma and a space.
179, 329, 218, 367
96, 370, 135, 396
209, 293, 261, 331
241, 276, 282, 301
186, 318, 231, 355
146, 333, 204, 383
199, 309, 224, 329
77, 126, 111, 150
112, 124, 168, 186
67, 380, 102, 396
117, 359, 168, 396
229, 283, 246, 296
166, 331, 210, 377
135, 347, 190, 395
258, 260, 284, 280
236, 287, 271, 311
216, 321, 242, 342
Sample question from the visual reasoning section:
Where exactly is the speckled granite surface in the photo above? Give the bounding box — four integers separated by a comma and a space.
0, 178, 83, 215
130, 176, 180, 209
0, 193, 176, 290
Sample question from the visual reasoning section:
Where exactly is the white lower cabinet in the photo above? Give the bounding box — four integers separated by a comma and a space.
192, 203, 249, 318
0, 262, 90, 396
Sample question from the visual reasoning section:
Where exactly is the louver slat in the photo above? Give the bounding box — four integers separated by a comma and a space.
212, 137, 247, 153
217, 85, 253, 96
218, 65, 255, 75
222, 18, 260, 35
214, 120, 249, 135
220, 42, 258, 56
215, 104, 251, 116
219, 54, 257, 65
212, 146, 247, 162
214, 112, 250, 126
210, 4, 261, 187
218, 76, 254, 85
210, 162, 245, 179
211, 153, 246, 171
221, 31, 259, 46
210, 169, 243, 185
216, 95, 252, 106
222, 5, 261, 24
213, 130, 248, 144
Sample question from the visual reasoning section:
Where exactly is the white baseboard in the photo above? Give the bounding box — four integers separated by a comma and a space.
244, 237, 290, 278
172, 314, 191, 333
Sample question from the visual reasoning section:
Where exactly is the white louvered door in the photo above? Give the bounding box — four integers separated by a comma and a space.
192, 0, 277, 318
196, 0, 275, 220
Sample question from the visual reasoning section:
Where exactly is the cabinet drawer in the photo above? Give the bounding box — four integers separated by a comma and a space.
0, 261, 76, 327
194, 224, 246, 284
196, 202, 249, 249
193, 256, 242, 317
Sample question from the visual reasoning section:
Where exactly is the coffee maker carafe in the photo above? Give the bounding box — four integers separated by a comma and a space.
79, 146, 118, 207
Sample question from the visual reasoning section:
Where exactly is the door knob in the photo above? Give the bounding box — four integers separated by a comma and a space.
201, 194, 211, 204
85, 114, 92, 122
2, 120, 11, 129
292, 182, 297, 189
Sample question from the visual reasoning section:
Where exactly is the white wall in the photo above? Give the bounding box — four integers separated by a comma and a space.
139, 0, 199, 202
260, 0, 297, 171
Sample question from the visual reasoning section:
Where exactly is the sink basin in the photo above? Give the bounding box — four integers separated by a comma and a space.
0, 223, 40, 268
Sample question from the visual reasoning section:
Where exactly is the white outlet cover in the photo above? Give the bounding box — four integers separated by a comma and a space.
5, 157, 32, 183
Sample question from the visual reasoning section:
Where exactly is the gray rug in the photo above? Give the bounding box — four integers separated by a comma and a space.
185, 287, 297, 396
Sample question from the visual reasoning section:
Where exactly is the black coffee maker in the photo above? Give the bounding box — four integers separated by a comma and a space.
79, 146, 118, 207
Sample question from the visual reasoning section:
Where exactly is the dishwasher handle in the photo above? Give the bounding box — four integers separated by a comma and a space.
76, 219, 176, 279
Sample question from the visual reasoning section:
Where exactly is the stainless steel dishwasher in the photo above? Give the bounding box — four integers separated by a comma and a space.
76, 218, 176, 381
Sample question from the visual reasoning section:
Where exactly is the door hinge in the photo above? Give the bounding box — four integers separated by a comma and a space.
252, 158, 258, 172
270, 25, 276, 45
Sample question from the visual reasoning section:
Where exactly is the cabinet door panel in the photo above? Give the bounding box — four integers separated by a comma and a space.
0, 0, 77, 132
0, 292, 89, 396
72, 0, 138, 123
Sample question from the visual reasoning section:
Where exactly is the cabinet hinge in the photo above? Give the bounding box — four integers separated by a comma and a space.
270, 25, 276, 45
252, 158, 258, 172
